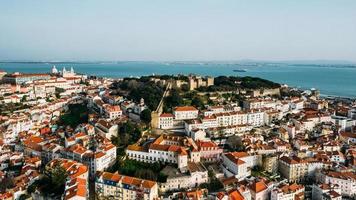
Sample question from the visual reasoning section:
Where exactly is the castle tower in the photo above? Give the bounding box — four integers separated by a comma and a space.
207, 76, 214, 86
188, 76, 196, 91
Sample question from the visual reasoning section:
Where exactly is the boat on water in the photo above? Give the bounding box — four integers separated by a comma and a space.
233, 69, 247, 72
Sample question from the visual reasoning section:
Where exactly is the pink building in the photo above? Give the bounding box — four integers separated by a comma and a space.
196, 140, 223, 162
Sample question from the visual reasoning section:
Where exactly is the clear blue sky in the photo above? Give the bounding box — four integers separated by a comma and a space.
1, 0, 356, 61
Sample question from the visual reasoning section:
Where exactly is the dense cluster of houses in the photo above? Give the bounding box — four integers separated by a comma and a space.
0, 69, 355, 200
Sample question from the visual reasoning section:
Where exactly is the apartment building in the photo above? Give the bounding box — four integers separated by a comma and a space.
196, 140, 223, 162
61, 142, 116, 177
173, 106, 199, 120
103, 104, 122, 120
262, 155, 278, 174
95, 119, 118, 139
270, 183, 304, 200
312, 183, 342, 200
278, 156, 308, 183
243, 98, 279, 110
321, 170, 356, 198
126, 134, 200, 169
221, 152, 261, 180
248, 180, 270, 200
158, 113, 174, 129
47, 159, 89, 200
95, 171, 158, 200
3, 73, 51, 84
160, 162, 208, 192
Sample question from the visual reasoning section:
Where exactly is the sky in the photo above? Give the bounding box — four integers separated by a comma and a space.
1, 0, 356, 62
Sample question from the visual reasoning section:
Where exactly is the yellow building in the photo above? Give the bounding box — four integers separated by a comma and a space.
95, 171, 159, 200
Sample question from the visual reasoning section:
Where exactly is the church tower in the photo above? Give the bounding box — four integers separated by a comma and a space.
51, 65, 58, 74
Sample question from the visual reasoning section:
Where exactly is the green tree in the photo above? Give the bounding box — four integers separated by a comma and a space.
164, 89, 183, 109
118, 160, 164, 182
131, 127, 142, 144
117, 122, 142, 146
191, 96, 205, 109
21, 95, 27, 102
119, 121, 135, 135
226, 135, 244, 151
59, 103, 89, 128
32, 163, 68, 196
44, 163, 68, 193
0, 176, 14, 193
111, 135, 120, 146
181, 84, 189, 92
128, 82, 164, 110
55, 87, 65, 98
140, 109, 152, 125
134, 169, 156, 180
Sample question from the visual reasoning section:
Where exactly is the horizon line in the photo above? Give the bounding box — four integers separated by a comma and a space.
0, 59, 355, 64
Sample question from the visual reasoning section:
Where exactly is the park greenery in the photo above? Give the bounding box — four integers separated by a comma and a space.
117, 159, 168, 182
28, 163, 68, 197
55, 87, 65, 98
140, 109, 152, 125
59, 103, 89, 128
163, 88, 183, 112
197, 76, 280, 92
112, 77, 165, 110
0, 176, 14, 193
112, 75, 280, 113
111, 121, 141, 146
199, 170, 223, 192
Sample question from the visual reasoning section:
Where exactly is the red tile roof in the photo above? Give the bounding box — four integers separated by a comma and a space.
175, 106, 198, 112
160, 113, 174, 117
249, 180, 267, 193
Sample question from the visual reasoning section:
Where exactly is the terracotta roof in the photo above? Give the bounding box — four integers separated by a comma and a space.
340, 132, 356, 139
230, 152, 249, 158
7, 73, 50, 78
160, 113, 174, 117
326, 171, 356, 180
280, 183, 304, 193
101, 172, 121, 182
249, 180, 267, 193
121, 176, 133, 185
197, 140, 218, 148
127, 144, 144, 151
175, 106, 198, 112
64, 178, 87, 200
142, 180, 156, 189
99, 171, 157, 189
185, 189, 204, 200
228, 189, 245, 200
279, 156, 306, 165
224, 153, 246, 165
95, 152, 106, 158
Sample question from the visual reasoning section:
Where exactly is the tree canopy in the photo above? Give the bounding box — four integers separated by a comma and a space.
118, 159, 167, 182
112, 121, 142, 147
128, 82, 164, 110
140, 109, 152, 125
59, 103, 88, 128
164, 88, 183, 112
197, 76, 280, 92
29, 163, 68, 197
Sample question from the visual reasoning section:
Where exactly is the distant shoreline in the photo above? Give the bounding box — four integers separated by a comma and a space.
1, 62, 355, 98
1, 60, 355, 68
